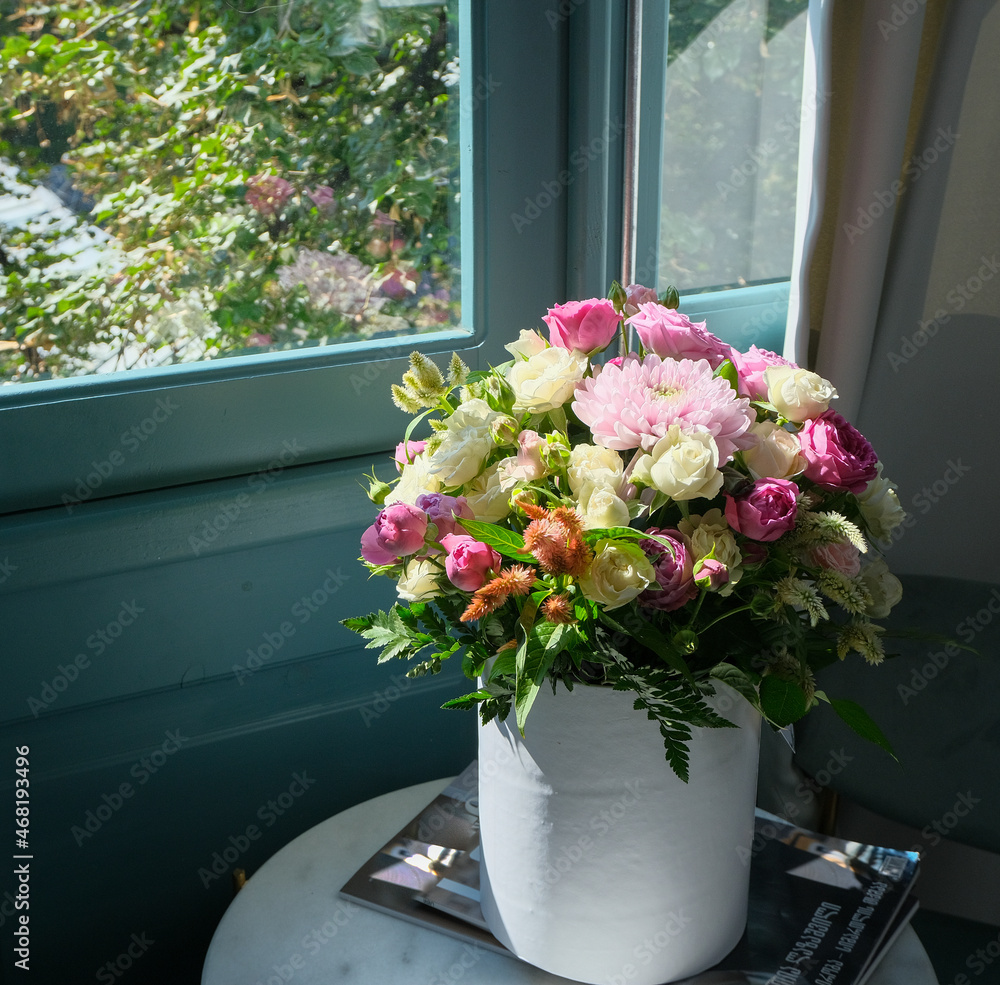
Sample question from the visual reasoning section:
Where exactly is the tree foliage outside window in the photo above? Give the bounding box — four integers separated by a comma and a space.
0, 0, 460, 383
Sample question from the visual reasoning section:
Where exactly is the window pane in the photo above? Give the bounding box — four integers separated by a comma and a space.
659, 0, 809, 295
0, 0, 463, 384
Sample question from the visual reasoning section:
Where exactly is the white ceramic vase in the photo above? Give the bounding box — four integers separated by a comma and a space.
477, 680, 761, 985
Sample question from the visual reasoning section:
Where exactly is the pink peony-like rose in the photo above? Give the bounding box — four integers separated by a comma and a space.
732, 346, 796, 400
394, 440, 428, 470
626, 303, 734, 369
725, 479, 798, 542
798, 411, 879, 494
440, 533, 501, 592
360, 524, 399, 565
637, 528, 697, 612
810, 541, 862, 577
372, 502, 428, 556
543, 298, 621, 354
623, 283, 659, 317
415, 493, 473, 540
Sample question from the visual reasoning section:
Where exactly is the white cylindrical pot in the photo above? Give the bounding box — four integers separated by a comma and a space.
478, 680, 761, 985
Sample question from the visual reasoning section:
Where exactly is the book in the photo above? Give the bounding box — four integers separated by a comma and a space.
338, 762, 921, 984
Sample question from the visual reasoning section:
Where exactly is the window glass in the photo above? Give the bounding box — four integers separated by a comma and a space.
0, 0, 462, 384
659, 0, 809, 295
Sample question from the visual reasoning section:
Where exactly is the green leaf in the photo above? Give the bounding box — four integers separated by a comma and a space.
441, 689, 491, 710
759, 676, 809, 727
708, 663, 761, 714
826, 697, 897, 761
514, 621, 565, 734
460, 518, 536, 563
714, 358, 739, 392
601, 613, 695, 685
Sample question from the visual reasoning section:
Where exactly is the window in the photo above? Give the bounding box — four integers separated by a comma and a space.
0, 2, 568, 515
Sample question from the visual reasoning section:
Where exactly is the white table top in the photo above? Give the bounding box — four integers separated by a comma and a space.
201, 777, 940, 985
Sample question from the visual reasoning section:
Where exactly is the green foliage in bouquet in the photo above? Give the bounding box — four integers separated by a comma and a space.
343, 284, 908, 780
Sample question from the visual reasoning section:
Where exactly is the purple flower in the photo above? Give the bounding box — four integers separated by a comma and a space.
307, 185, 336, 210
725, 479, 798, 542
637, 528, 697, 612
798, 412, 879, 494
415, 493, 473, 539
623, 283, 659, 317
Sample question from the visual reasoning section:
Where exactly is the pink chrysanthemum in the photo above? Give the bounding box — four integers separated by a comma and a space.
572, 354, 754, 459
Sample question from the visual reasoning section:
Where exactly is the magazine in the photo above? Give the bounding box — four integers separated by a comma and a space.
339, 762, 921, 984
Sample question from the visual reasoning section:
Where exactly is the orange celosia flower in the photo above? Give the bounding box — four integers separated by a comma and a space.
541, 593, 575, 624
522, 505, 593, 577
461, 564, 536, 622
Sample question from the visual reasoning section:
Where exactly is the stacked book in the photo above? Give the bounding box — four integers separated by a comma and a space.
340, 762, 920, 985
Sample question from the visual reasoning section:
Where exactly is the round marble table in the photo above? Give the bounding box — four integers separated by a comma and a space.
201, 777, 939, 985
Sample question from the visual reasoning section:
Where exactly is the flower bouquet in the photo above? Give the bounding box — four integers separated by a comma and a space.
343, 284, 905, 782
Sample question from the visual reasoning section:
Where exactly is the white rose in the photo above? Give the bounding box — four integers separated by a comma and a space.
857, 465, 906, 542
631, 426, 723, 501
425, 398, 500, 488
764, 366, 838, 422
385, 455, 442, 505
567, 443, 625, 494
743, 420, 806, 480
396, 558, 444, 602
677, 508, 742, 591
464, 462, 512, 522
504, 328, 548, 359
579, 540, 655, 610
859, 558, 903, 618
507, 347, 588, 415
576, 481, 630, 530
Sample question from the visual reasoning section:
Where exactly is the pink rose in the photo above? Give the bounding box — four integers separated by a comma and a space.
732, 346, 796, 400
372, 502, 428, 556
798, 411, 879, 494
637, 529, 697, 612
440, 533, 501, 592
725, 479, 798, 542
394, 440, 428, 471
626, 303, 734, 369
693, 557, 729, 590
543, 298, 621, 354
415, 493, 473, 539
512, 429, 547, 481
623, 283, 659, 317
360, 524, 399, 565
810, 541, 861, 577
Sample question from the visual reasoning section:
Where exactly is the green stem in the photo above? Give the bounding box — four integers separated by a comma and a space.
695, 603, 755, 635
